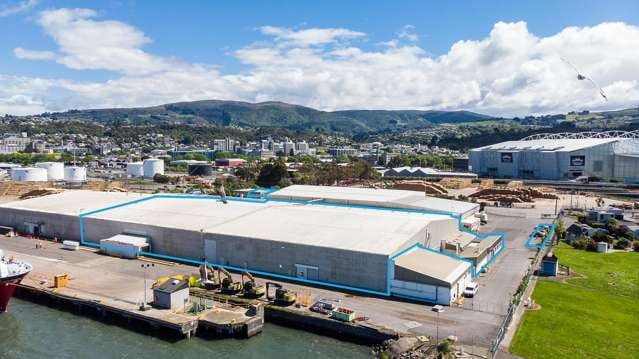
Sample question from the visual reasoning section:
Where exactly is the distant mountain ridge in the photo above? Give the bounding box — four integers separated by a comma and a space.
49, 99, 495, 134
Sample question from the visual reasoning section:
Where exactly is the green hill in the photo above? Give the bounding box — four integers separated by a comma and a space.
48, 100, 494, 134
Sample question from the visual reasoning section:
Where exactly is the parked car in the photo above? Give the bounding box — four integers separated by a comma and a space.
573, 176, 601, 184
463, 282, 479, 297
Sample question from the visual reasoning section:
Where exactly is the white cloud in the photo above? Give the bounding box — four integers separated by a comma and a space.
397, 25, 419, 42
0, 0, 37, 17
24, 8, 173, 75
259, 25, 365, 46
2, 9, 639, 117
0, 75, 55, 115
13, 47, 56, 60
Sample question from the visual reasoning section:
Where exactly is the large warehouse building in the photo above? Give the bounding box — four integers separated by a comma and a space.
270, 185, 480, 219
469, 131, 639, 181
0, 187, 502, 305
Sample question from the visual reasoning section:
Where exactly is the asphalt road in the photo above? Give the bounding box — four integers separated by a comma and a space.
465, 215, 544, 315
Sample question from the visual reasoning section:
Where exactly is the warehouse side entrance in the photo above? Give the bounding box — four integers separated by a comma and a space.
204, 239, 217, 262
295, 264, 319, 281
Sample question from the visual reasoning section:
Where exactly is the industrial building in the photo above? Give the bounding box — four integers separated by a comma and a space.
381, 167, 477, 180
270, 185, 480, 221
469, 131, 639, 181
0, 186, 502, 305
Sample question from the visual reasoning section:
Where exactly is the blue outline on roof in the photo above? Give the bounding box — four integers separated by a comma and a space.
77, 192, 506, 299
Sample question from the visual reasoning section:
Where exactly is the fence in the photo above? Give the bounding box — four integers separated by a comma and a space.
487, 226, 556, 358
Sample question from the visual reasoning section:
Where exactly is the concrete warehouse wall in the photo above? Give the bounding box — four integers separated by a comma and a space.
208, 233, 390, 292
0, 208, 81, 240
82, 217, 205, 261
423, 218, 459, 250
80, 216, 391, 292
614, 154, 639, 180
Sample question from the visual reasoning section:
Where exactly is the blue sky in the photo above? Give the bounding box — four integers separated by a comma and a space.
1, 0, 638, 115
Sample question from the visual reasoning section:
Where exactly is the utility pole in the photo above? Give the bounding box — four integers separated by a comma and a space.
437, 311, 440, 343
140, 263, 154, 311
432, 305, 445, 344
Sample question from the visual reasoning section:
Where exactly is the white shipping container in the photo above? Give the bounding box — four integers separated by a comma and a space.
100, 234, 149, 259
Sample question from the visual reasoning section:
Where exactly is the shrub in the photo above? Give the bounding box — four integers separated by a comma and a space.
585, 238, 598, 252
437, 339, 452, 357
613, 238, 630, 250
153, 173, 170, 184
571, 236, 597, 251
591, 231, 610, 243
571, 237, 588, 249
634, 241, 639, 252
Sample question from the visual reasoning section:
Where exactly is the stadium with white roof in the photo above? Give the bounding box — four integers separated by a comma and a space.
469, 131, 639, 181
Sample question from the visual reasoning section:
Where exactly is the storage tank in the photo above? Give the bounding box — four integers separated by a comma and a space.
143, 158, 164, 178
64, 166, 87, 183
35, 162, 64, 181
188, 163, 213, 176
126, 162, 144, 177
10, 167, 48, 182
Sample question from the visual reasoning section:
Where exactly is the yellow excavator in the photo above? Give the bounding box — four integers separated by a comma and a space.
266, 282, 296, 305
241, 272, 266, 298
219, 267, 242, 294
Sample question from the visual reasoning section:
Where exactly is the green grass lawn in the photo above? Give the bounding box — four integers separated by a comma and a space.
510, 243, 639, 359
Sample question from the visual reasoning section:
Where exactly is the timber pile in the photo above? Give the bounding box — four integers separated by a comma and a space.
19, 187, 64, 199
479, 179, 494, 189
506, 181, 523, 188
439, 177, 473, 189
393, 180, 447, 195
470, 187, 559, 203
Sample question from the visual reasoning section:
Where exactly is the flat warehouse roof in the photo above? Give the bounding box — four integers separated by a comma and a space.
0, 190, 456, 256
394, 246, 471, 285
270, 185, 422, 203
270, 185, 479, 217
0, 190, 150, 215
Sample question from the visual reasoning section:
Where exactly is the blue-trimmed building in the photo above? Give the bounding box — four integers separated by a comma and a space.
0, 186, 503, 305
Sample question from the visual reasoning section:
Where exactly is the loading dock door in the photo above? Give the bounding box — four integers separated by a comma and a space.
24, 222, 41, 236
204, 239, 217, 263
295, 264, 319, 281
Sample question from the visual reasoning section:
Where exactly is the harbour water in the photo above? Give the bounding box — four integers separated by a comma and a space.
0, 299, 372, 359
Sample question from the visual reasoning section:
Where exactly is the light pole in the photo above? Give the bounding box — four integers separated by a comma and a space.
140, 263, 154, 311
432, 305, 445, 344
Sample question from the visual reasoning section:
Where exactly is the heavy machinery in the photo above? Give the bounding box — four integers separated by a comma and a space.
199, 262, 220, 289
218, 267, 242, 294
266, 282, 296, 306
241, 272, 266, 298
